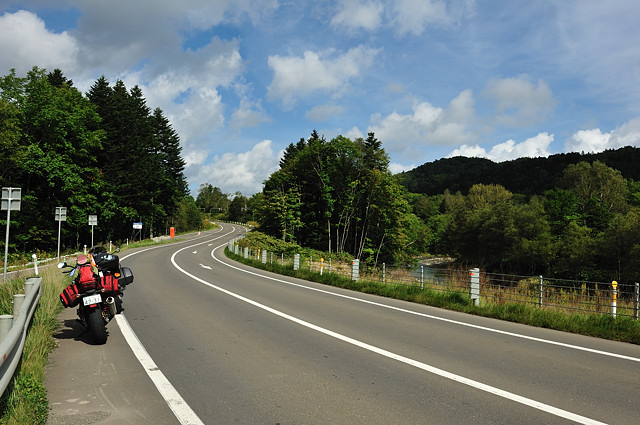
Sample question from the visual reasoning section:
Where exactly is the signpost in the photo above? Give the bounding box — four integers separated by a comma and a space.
132, 222, 142, 241
2, 187, 21, 281
55, 207, 67, 260
88, 214, 97, 247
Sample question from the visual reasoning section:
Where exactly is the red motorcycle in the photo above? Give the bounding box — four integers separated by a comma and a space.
59, 248, 133, 344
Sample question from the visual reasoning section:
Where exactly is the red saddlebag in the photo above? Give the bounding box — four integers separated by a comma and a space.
100, 274, 119, 293
60, 284, 80, 308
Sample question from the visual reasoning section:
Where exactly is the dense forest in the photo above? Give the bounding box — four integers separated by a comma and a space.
255, 132, 640, 284
0, 67, 201, 255
397, 147, 640, 197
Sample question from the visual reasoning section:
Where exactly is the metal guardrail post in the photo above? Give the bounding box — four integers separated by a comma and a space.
0, 316, 12, 341
12, 294, 24, 320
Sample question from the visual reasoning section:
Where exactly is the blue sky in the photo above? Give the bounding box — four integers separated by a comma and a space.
1, 0, 639, 196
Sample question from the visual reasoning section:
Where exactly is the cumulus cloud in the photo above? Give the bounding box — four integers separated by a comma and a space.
368, 89, 474, 158
565, 117, 640, 153
344, 126, 364, 141
448, 132, 554, 162
483, 75, 556, 127
331, 0, 383, 32
0, 10, 78, 74
267, 45, 381, 107
390, 0, 475, 36
191, 139, 280, 195
305, 104, 345, 122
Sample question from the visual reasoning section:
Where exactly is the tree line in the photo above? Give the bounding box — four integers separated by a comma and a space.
0, 67, 199, 255
398, 146, 640, 197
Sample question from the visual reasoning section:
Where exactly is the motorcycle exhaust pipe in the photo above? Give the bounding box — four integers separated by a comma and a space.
105, 296, 117, 316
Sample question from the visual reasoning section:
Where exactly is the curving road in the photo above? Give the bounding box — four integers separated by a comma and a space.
46, 224, 640, 424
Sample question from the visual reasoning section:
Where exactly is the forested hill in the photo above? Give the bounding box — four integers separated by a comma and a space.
397, 146, 640, 196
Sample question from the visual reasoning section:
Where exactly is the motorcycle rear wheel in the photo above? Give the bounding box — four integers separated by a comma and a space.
87, 308, 108, 344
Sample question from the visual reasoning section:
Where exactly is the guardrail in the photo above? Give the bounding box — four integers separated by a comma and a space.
0, 276, 42, 396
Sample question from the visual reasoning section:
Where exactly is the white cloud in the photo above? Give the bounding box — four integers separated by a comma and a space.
389, 162, 415, 174
390, 0, 475, 36
483, 75, 556, 127
565, 117, 640, 153
448, 132, 554, 162
305, 104, 345, 122
368, 89, 474, 158
344, 126, 364, 141
0, 10, 78, 74
192, 139, 280, 195
267, 46, 381, 107
331, 0, 383, 32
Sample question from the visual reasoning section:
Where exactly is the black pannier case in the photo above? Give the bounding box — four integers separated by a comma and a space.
118, 266, 134, 286
93, 252, 120, 273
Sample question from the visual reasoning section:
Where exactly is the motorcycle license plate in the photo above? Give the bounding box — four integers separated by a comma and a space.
83, 294, 102, 306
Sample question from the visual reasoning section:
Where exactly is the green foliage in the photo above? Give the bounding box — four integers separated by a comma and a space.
258, 131, 427, 264
398, 147, 640, 197
0, 67, 195, 254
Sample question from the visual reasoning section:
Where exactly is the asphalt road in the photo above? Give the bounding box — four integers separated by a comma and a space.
46, 224, 640, 424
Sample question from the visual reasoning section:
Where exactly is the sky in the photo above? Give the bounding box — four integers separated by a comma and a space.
1, 1, 639, 196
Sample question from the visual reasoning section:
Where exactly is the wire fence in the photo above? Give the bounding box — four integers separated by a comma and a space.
231, 240, 640, 320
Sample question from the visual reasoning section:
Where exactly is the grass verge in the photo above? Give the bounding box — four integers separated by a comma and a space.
226, 248, 640, 345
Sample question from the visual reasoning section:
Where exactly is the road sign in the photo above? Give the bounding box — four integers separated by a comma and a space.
88, 215, 97, 226
55, 207, 67, 222
1, 187, 21, 211
2, 187, 21, 281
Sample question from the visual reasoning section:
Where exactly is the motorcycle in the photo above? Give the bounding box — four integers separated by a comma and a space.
58, 247, 134, 344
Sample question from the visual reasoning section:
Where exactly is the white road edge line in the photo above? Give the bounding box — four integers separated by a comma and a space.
116, 314, 204, 425
163, 233, 607, 425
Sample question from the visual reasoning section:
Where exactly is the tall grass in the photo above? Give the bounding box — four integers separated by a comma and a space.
0, 267, 67, 425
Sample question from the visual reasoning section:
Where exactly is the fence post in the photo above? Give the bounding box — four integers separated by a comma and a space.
320, 258, 324, 275
539, 275, 543, 307
635, 282, 639, 320
611, 281, 618, 317
261, 250, 267, 264
243, 247, 248, 259
420, 265, 424, 289
351, 259, 359, 281
469, 268, 480, 306
293, 254, 300, 270
383, 263, 386, 284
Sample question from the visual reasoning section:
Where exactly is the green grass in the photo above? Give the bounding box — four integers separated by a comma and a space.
226, 248, 640, 345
